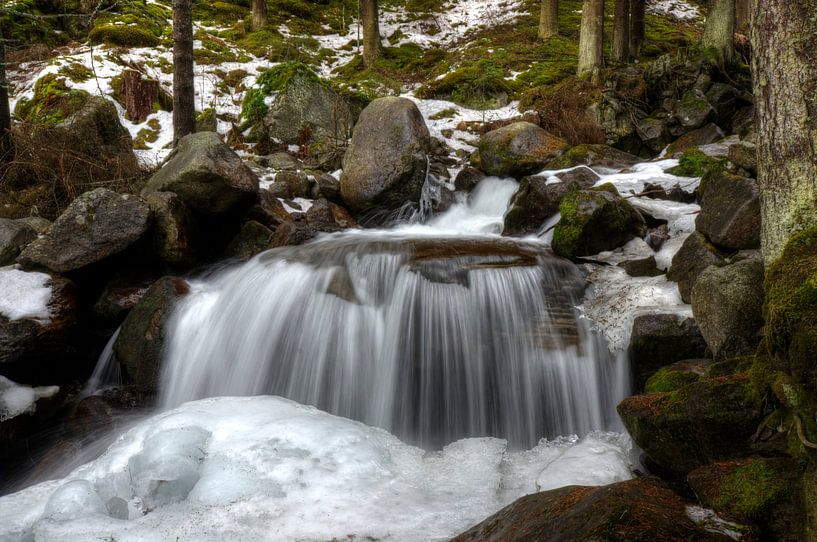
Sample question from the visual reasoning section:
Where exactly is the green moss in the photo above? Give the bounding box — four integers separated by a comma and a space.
667, 148, 725, 177
14, 74, 90, 125
133, 118, 161, 150
89, 24, 161, 47
429, 108, 457, 121
58, 62, 94, 83
416, 58, 513, 109
645, 366, 703, 394
714, 461, 793, 519
241, 62, 324, 124
193, 0, 249, 25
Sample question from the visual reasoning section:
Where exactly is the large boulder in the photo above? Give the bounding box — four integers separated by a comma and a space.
542, 144, 640, 170
114, 276, 189, 391
551, 187, 645, 260
667, 232, 725, 303
728, 141, 757, 176
636, 117, 672, 154
340, 97, 431, 212
691, 257, 765, 359
17, 189, 151, 274
665, 124, 725, 158
477, 122, 568, 178
143, 191, 196, 267
618, 373, 764, 475
0, 219, 38, 265
142, 132, 259, 216
645, 359, 713, 394
55, 96, 136, 165
629, 313, 708, 391
452, 476, 734, 542
696, 170, 760, 250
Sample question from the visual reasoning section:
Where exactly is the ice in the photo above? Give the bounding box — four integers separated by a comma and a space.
686, 506, 745, 540
0, 376, 60, 422
0, 396, 633, 542
0, 266, 53, 322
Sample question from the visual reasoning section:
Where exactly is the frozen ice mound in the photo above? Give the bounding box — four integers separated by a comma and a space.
0, 396, 634, 542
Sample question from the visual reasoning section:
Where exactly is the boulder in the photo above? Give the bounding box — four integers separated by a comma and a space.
253, 152, 304, 170
478, 122, 568, 178
317, 172, 342, 203
618, 255, 662, 277
636, 117, 672, 154
691, 257, 764, 359
114, 276, 190, 391
452, 476, 734, 542
0, 219, 38, 265
144, 191, 196, 267
551, 188, 645, 260
728, 141, 757, 176
666, 124, 725, 158
696, 170, 760, 250
542, 144, 640, 170
56, 96, 136, 164
629, 313, 708, 391
667, 233, 725, 303
705, 83, 740, 123
454, 167, 486, 191
17, 189, 151, 274
617, 373, 763, 475
644, 359, 713, 393
268, 170, 312, 200
270, 221, 317, 248
18, 217, 51, 235
224, 221, 273, 260
674, 90, 716, 130
142, 132, 259, 216
305, 199, 358, 233
340, 97, 431, 212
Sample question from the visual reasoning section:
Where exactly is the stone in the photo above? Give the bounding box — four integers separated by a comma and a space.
667, 233, 725, 304
317, 172, 342, 203
270, 221, 317, 248
144, 191, 196, 267
636, 117, 672, 154
305, 199, 358, 233
644, 359, 713, 393
728, 141, 757, 176
618, 255, 663, 277
542, 144, 640, 170
224, 221, 273, 260
114, 277, 190, 391
666, 124, 725, 158
452, 476, 735, 542
0, 219, 38, 265
629, 313, 708, 391
56, 96, 136, 163
478, 122, 568, 178
454, 167, 486, 191
696, 170, 760, 250
18, 217, 51, 235
340, 97, 431, 212
691, 258, 764, 359
674, 90, 716, 130
142, 132, 259, 216
253, 152, 304, 170
17, 189, 151, 274
268, 170, 311, 200
705, 82, 740, 123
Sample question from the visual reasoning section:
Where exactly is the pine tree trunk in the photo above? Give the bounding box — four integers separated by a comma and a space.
361, 0, 380, 68
0, 24, 12, 166
538, 0, 558, 39
173, 0, 195, 145
735, 0, 749, 29
702, 0, 735, 65
252, 0, 267, 30
577, 0, 604, 75
752, 0, 817, 263
612, 0, 629, 63
628, 0, 644, 57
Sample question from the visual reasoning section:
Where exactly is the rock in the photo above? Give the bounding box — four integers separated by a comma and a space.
194, 108, 217, 133
18, 217, 51, 235
551, 188, 645, 260
142, 132, 259, 216
253, 152, 304, 170
644, 224, 670, 251
617, 373, 763, 475
629, 313, 708, 391
317, 172, 342, 203
636, 117, 672, 154
645, 359, 713, 393
641, 182, 696, 204
728, 141, 757, 176
0, 219, 38, 265
224, 221, 273, 260
554, 166, 601, 186
249, 191, 297, 229
542, 144, 640, 170
691, 258, 764, 359
674, 90, 716, 130
452, 476, 734, 542
666, 124, 725, 157
454, 167, 486, 191
56, 96, 136, 164
305, 199, 358, 233
114, 277, 190, 391
340, 97, 431, 212
705, 83, 740, 123
687, 457, 804, 541
478, 122, 568, 178
268, 170, 311, 200
270, 221, 317, 248
17, 189, 151, 274
618, 255, 662, 277
91, 275, 153, 324
667, 233, 725, 303
144, 191, 196, 267
696, 170, 760, 250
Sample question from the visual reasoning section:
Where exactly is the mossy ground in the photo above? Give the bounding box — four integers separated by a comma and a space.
668, 148, 726, 177
14, 74, 90, 125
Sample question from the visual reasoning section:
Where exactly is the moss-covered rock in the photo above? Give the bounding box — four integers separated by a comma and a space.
645, 359, 712, 394
674, 90, 716, 130
551, 188, 645, 260
416, 59, 513, 110
88, 24, 160, 47
478, 122, 568, 178
665, 124, 725, 158
13, 74, 90, 125
667, 232, 725, 303
543, 144, 640, 170
667, 147, 725, 177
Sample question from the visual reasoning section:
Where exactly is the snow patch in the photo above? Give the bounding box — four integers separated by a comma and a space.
647, 0, 700, 20
0, 266, 53, 322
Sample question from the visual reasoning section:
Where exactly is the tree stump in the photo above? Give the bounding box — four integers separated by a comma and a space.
122, 70, 158, 124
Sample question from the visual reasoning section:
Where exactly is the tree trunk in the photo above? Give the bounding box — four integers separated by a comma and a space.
361, 0, 380, 68
0, 24, 12, 166
702, 0, 735, 65
122, 70, 159, 124
172, 0, 195, 145
538, 0, 558, 39
752, 0, 817, 263
577, 0, 604, 75
735, 0, 749, 29
252, 0, 267, 30
612, 0, 629, 63
628, 0, 644, 57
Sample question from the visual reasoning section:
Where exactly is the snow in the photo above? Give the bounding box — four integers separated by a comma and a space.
686, 506, 745, 540
0, 396, 634, 542
0, 376, 59, 422
0, 266, 53, 322
647, 0, 700, 20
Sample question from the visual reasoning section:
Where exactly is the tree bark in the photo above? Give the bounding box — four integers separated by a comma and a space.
577, 0, 604, 75
702, 0, 735, 65
172, 0, 195, 145
612, 0, 629, 63
123, 70, 159, 124
252, 0, 267, 30
735, 0, 749, 29
538, 0, 558, 39
361, 0, 380, 68
628, 0, 644, 57
0, 24, 12, 166
751, 0, 817, 263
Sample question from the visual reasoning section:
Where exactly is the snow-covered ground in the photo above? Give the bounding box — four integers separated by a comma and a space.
0, 266, 53, 322
647, 0, 700, 20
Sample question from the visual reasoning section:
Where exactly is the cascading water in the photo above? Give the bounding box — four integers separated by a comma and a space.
158, 178, 630, 448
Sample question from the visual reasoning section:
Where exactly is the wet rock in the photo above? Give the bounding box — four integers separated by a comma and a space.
224, 221, 273, 260
691, 258, 764, 359
542, 144, 640, 170
617, 373, 763, 475
317, 172, 342, 203
503, 178, 577, 237
270, 221, 317, 248
618, 255, 663, 277
666, 124, 725, 158
667, 233, 726, 304
144, 191, 196, 267
0, 219, 38, 265
452, 476, 734, 542
478, 122, 568, 178
268, 170, 311, 200
305, 199, 358, 233
551, 188, 645, 260
644, 224, 670, 251
644, 359, 713, 393
674, 90, 716, 130
142, 132, 259, 216
249, 191, 297, 229
696, 170, 760, 251
340, 97, 431, 212
641, 182, 696, 204
17, 189, 151, 274
629, 313, 708, 391
728, 141, 757, 177
554, 166, 601, 186
454, 167, 486, 191
114, 277, 190, 391
91, 274, 152, 324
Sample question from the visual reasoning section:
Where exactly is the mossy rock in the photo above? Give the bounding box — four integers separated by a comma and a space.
543, 144, 640, 170
667, 147, 725, 177
14, 74, 90, 125
645, 360, 712, 394
667, 232, 725, 304
416, 59, 513, 110
477, 122, 568, 178
88, 24, 161, 47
